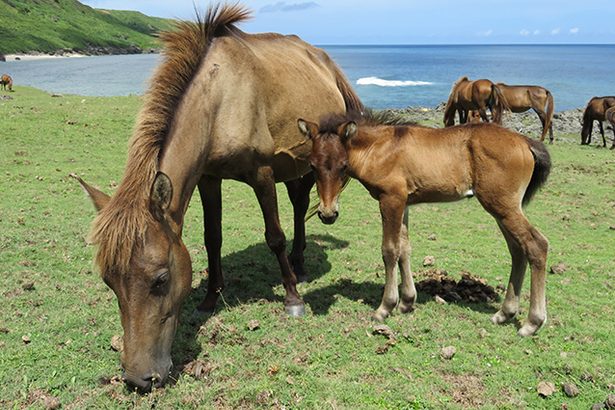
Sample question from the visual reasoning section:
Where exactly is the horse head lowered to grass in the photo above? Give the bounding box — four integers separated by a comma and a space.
299, 112, 551, 337
74, 4, 363, 392
443, 76, 508, 126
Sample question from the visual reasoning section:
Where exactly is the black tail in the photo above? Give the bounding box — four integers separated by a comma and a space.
581, 102, 593, 144
523, 139, 551, 206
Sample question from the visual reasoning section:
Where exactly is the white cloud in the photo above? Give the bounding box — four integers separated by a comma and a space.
533, 30, 540, 35
570, 27, 580, 34
551, 28, 561, 35
520, 29, 530, 36
478, 29, 493, 37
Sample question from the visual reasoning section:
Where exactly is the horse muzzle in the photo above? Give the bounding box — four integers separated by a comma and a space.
318, 209, 339, 225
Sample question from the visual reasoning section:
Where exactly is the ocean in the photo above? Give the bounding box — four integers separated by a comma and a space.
2, 45, 614, 110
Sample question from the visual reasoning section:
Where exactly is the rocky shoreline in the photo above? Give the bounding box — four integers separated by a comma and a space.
386, 104, 594, 144
1, 46, 159, 61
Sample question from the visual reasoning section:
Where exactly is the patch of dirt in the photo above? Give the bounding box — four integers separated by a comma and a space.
442, 374, 485, 408
416, 269, 499, 303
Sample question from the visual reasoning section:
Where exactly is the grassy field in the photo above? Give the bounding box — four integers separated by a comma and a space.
0, 0, 174, 54
0, 87, 613, 409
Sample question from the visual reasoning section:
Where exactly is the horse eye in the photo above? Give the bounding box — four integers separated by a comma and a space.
152, 270, 169, 290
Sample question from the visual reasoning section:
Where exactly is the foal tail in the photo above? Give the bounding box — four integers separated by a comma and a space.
523, 139, 551, 206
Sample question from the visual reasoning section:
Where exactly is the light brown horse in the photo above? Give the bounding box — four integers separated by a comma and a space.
73, 4, 363, 392
581, 96, 615, 147
0, 74, 13, 91
298, 112, 551, 337
497, 83, 554, 143
443, 76, 508, 126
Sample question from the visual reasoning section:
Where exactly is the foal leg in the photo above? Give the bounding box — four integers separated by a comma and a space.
374, 194, 406, 322
250, 165, 304, 316
196, 176, 224, 312
496, 213, 548, 336
398, 208, 417, 313
284, 172, 315, 282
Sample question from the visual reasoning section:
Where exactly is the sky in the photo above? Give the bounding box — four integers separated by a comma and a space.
80, 1, 615, 44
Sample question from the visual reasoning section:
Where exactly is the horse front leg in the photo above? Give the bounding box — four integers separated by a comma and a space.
250, 165, 304, 316
398, 207, 416, 314
196, 176, 224, 313
374, 193, 406, 322
284, 172, 315, 282
598, 121, 607, 147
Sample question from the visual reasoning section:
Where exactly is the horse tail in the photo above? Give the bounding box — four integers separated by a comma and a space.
581, 100, 594, 144
542, 90, 554, 141
334, 67, 365, 114
523, 138, 551, 206
443, 78, 465, 127
490, 84, 509, 124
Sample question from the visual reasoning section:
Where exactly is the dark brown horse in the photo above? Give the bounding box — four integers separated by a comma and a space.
73, 4, 363, 392
605, 106, 615, 149
299, 112, 550, 337
497, 83, 554, 143
581, 96, 615, 147
443, 76, 508, 126
0, 74, 13, 91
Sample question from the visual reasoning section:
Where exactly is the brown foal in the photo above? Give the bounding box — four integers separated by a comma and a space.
299, 113, 551, 336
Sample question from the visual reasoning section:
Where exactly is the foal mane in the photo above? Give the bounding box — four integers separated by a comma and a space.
317, 109, 416, 134
90, 4, 251, 275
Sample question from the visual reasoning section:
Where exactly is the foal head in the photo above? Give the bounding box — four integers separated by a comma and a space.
298, 118, 357, 224
75, 173, 193, 392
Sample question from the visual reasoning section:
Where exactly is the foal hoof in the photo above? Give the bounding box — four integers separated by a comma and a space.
518, 318, 545, 337
372, 309, 390, 322
491, 310, 515, 325
285, 304, 305, 317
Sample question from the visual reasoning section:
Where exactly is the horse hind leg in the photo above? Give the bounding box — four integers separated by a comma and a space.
250, 165, 304, 316
284, 172, 315, 282
196, 176, 224, 313
599, 121, 607, 147
397, 208, 417, 313
495, 212, 548, 336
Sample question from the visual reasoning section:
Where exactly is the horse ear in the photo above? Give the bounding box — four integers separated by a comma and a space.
70, 173, 110, 212
339, 121, 358, 141
150, 172, 173, 221
297, 119, 319, 139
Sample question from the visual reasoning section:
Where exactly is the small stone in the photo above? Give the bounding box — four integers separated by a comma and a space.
434, 295, 447, 304
22, 335, 31, 344
427, 234, 437, 241
537, 381, 556, 397
562, 382, 580, 398
423, 256, 435, 266
110, 335, 123, 352
610, 225, 615, 231
606, 394, 615, 409
440, 346, 456, 360
592, 403, 605, 410
43, 396, 61, 410
478, 328, 488, 339
22, 282, 35, 291
550, 262, 567, 274
247, 320, 260, 331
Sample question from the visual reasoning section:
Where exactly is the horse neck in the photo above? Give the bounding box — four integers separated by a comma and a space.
345, 127, 387, 181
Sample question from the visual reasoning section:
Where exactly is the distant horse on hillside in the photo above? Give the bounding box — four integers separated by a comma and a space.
443, 76, 508, 126
73, 4, 363, 392
604, 106, 615, 149
581, 96, 615, 147
299, 111, 551, 337
497, 83, 554, 143
1, 74, 13, 91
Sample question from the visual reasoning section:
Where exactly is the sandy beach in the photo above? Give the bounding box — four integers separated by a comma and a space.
3, 53, 87, 61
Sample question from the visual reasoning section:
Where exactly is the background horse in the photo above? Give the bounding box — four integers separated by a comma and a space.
299, 112, 550, 337
581, 96, 615, 146
443, 76, 508, 126
497, 83, 554, 143
74, 4, 363, 392
604, 106, 615, 149
0, 74, 13, 91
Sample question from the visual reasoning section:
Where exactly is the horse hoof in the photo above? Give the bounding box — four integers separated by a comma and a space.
518, 323, 540, 337
296, 274, 309, 284
285, 304, 305, 317
190, 308, 212, 323
398, 302, 415, 314
491, 310, 515, 325
372, 309, 389, 322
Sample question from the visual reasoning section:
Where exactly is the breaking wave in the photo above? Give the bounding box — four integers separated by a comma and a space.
356, 76, 434, 87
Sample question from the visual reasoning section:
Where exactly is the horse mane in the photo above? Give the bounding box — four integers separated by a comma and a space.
90, 3, 251, 275
317, 109, 417, 135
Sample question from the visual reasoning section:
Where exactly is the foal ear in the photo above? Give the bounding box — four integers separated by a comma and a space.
339, 121, 358, 141
297, 119, 319, 139
150, 172, 173, 220
70, 173, 110, 212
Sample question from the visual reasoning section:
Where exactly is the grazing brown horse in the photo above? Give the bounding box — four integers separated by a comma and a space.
497, 83, 554, 143
581, 96, 615, 147
73, 4, 363, 392
443, 76, 508, 126
298, 112, 551, 337
0, 74, 13, 91
605, 106, 615, 149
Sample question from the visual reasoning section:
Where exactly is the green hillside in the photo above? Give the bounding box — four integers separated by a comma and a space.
0, 0, 175, 54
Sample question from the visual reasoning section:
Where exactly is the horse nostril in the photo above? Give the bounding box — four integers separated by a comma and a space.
333, 211, 339, 219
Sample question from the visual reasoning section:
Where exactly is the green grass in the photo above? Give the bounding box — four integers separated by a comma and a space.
0, 0, 174, 54
0, 86, 614, 409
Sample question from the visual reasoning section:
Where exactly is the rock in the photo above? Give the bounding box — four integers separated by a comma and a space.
183, 359, 213, 380
50, 93, 63, 98
247, 320, 260, 331
423, 255, 435, 266
609, 225, 615, 231
592, 403, 605, 410
22, 335, 31, 344
478, 328, 488, 338
372, 324, 396, 341
0, 95, 13, 100
606, 394, 615, 409
562, 382, 579, 397
427, 233, 437, 241
537, 381, 556, 397
43, 395, 61, 410
440, 345, 456, 360
434, 295, 447, 304
110, 335, 123, 352
549, 262, 567, 274
22, 282, 35, 291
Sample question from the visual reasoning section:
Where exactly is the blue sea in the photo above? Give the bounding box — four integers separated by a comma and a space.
2, 45, 614, 110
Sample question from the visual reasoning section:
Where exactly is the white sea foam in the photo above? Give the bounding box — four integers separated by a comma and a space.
356, 77, 434, 87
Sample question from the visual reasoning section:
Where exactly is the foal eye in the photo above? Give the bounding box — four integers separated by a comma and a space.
152, 270, 170, 290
